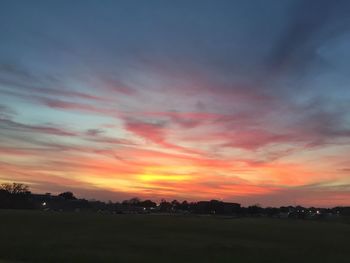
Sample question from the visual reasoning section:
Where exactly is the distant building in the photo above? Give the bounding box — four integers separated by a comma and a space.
195, 200, 241, 215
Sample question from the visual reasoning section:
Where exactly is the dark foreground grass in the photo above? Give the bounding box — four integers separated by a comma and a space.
0, 210, 349, 263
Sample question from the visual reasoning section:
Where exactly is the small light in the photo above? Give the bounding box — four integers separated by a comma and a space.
316, 210, 320, 214
42, 202, 47, 206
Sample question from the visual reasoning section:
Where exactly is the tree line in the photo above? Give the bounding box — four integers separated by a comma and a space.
1, 182, 349, 217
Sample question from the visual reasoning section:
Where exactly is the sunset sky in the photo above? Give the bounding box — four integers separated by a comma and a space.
0, 0, 350, 206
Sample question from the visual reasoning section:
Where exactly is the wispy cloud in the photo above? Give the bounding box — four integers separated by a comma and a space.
0, 118, 77, 137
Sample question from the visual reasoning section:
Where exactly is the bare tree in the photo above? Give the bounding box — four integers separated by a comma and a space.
0, 183, 30, 195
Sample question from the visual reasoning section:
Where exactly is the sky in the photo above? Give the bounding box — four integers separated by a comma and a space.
0, 0, 350, 207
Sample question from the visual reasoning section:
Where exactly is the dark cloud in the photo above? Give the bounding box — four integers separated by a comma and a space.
95, 77, 137, 96
85, 128, 104, 136
0, 118, 77, 137
40, 97, 116, 116
0, 63, 107, 102
266, 0, 350, 76
87, 136, 135, 146
289, 99, 350, 147
0, 63, 37, 81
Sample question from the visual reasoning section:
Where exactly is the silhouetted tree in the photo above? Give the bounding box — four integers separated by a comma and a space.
159, 199, 172, 212
0, 183, 30, 195
179, 200, 189, 210
0, 183, 32, 209
129, 197, 141, 205
280, 206, 290, 213
265, 207, 279, 217
248, 204, 263, 215
140, 200, 157, 208
171, 200, 180, 210
58, 191, 77, 200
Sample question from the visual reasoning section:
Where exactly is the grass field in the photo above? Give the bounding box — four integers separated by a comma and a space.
0, 210, 349, 263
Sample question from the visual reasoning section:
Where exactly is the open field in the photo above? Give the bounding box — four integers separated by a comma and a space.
0, 210, 349, 263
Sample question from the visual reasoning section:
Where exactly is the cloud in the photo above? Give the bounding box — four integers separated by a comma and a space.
0, 118, 77, 137
0, 63, 108, 102
266, 0, 350, 74
95, 77, 137, 96
0, 104, 16, 118
40, 97, 117, 116
123, 118, 203, 154
87, 136, 135, 146
85, 128, 104, 136
223, 129, 290, 150
0, 146, 53, 156
124, 119, 167, 144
